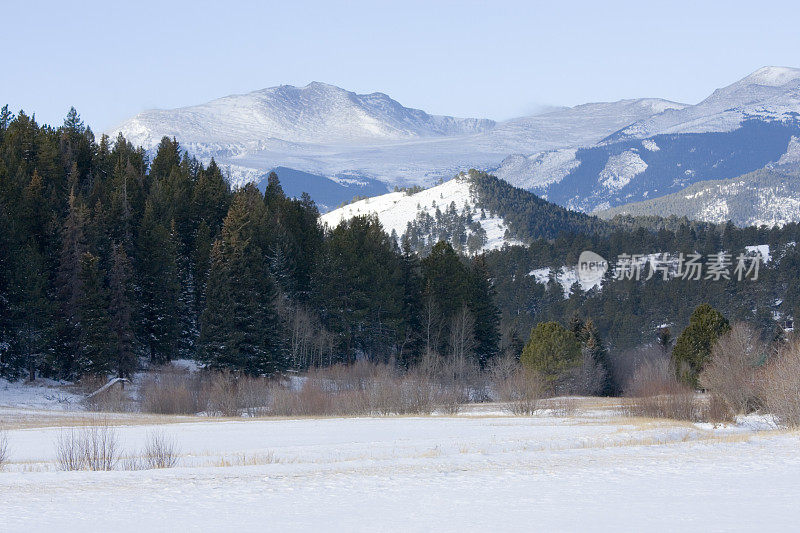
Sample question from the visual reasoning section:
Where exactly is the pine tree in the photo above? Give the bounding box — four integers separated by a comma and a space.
109, 244, 136, 378
200, 185, 285, 375
397, 236, 424, 367
136, 192, 180, 364
581, 319, 615, 395
10, 243, 52, 381
521, 321, 581, 385
77, 252, 112, 375
469, 255, 500, 368
54, 190, 88, 376
672, 304, 730, 387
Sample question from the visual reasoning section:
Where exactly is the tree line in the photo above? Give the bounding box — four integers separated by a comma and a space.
0, 108, 500, 380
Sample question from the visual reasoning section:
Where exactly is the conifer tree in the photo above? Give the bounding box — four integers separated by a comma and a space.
77, 252, 111, 375
469, 255, 500, 368
521, 321, 581, 385
10, 243, 52, 381
581, 319, 615, 395
136, 193, 180, 364
672, 304, 730, 387
55, 190, 88, 376
200, 185, 285, 375
109, 244, 136, 378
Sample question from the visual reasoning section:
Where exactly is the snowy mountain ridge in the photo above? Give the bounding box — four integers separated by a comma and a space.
610, 66, 800, 140
108, 84, 685, 190
112, 82, 496, 149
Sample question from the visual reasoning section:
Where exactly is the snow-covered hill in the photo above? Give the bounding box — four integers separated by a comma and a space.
321, 173, 522, 253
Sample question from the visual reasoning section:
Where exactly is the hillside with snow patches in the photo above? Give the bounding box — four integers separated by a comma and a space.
597, 165, 800, 227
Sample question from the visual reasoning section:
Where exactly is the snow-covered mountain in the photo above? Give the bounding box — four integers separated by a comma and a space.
610, 66, 800, 140
110, 68, 800, 224
497, 67, 800, 214
112, 82, 495, 149
108, 83, 683, 194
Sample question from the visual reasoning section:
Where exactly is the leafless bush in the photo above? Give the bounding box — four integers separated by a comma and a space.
492, 357, 546, 415
140, 371, 202, 415
203, 372, 240, 417
699, 323, 763, 419
262, 362, 444, 417
556, 348, 608, 396
0, 430, 8, 470
56, 425, 119, 471
760, 341, 800, 427
623, 358, 703, 421
143, 430, 180, 469
610, 344, 668, 395
84, 386, 132, 413
236, 375, 272, 417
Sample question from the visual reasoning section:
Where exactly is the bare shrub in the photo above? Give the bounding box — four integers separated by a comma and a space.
204, 372, 240, 417
699, 323, 763, 419
493, 360, 546, 416
84, 385, 132, 413
263, 361, 442, 417
0, 430, 8, 470
143, 430, 179, 469
556, 348, 608, 396
236, 375, 272, 417
623, 358, 703, 421
610, 344, 668, 395
760, 341, 800, 427
140, 371, 202, 415
56, 425, 119, 471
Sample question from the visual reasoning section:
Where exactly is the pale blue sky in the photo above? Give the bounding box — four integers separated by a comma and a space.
2, 0, 799, 132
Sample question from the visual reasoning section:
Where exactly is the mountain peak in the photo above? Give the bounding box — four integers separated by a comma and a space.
742, 66, 800, 87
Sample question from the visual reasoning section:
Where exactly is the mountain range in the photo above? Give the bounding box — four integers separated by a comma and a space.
109, 67, 800, 223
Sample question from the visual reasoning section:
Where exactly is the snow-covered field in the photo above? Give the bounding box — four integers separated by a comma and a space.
1, 397, 798, 532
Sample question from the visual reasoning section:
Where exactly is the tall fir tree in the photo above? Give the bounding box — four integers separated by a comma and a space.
77, 252, 112, 375
200, 185, 285, 375
109, 244, 136, 378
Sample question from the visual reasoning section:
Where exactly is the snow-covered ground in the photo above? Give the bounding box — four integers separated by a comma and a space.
1, 399, 798, 532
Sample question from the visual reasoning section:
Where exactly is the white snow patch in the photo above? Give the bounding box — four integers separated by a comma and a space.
599, 151, 648, 191
495, 148, 580, 189
641, 139, 660, 151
